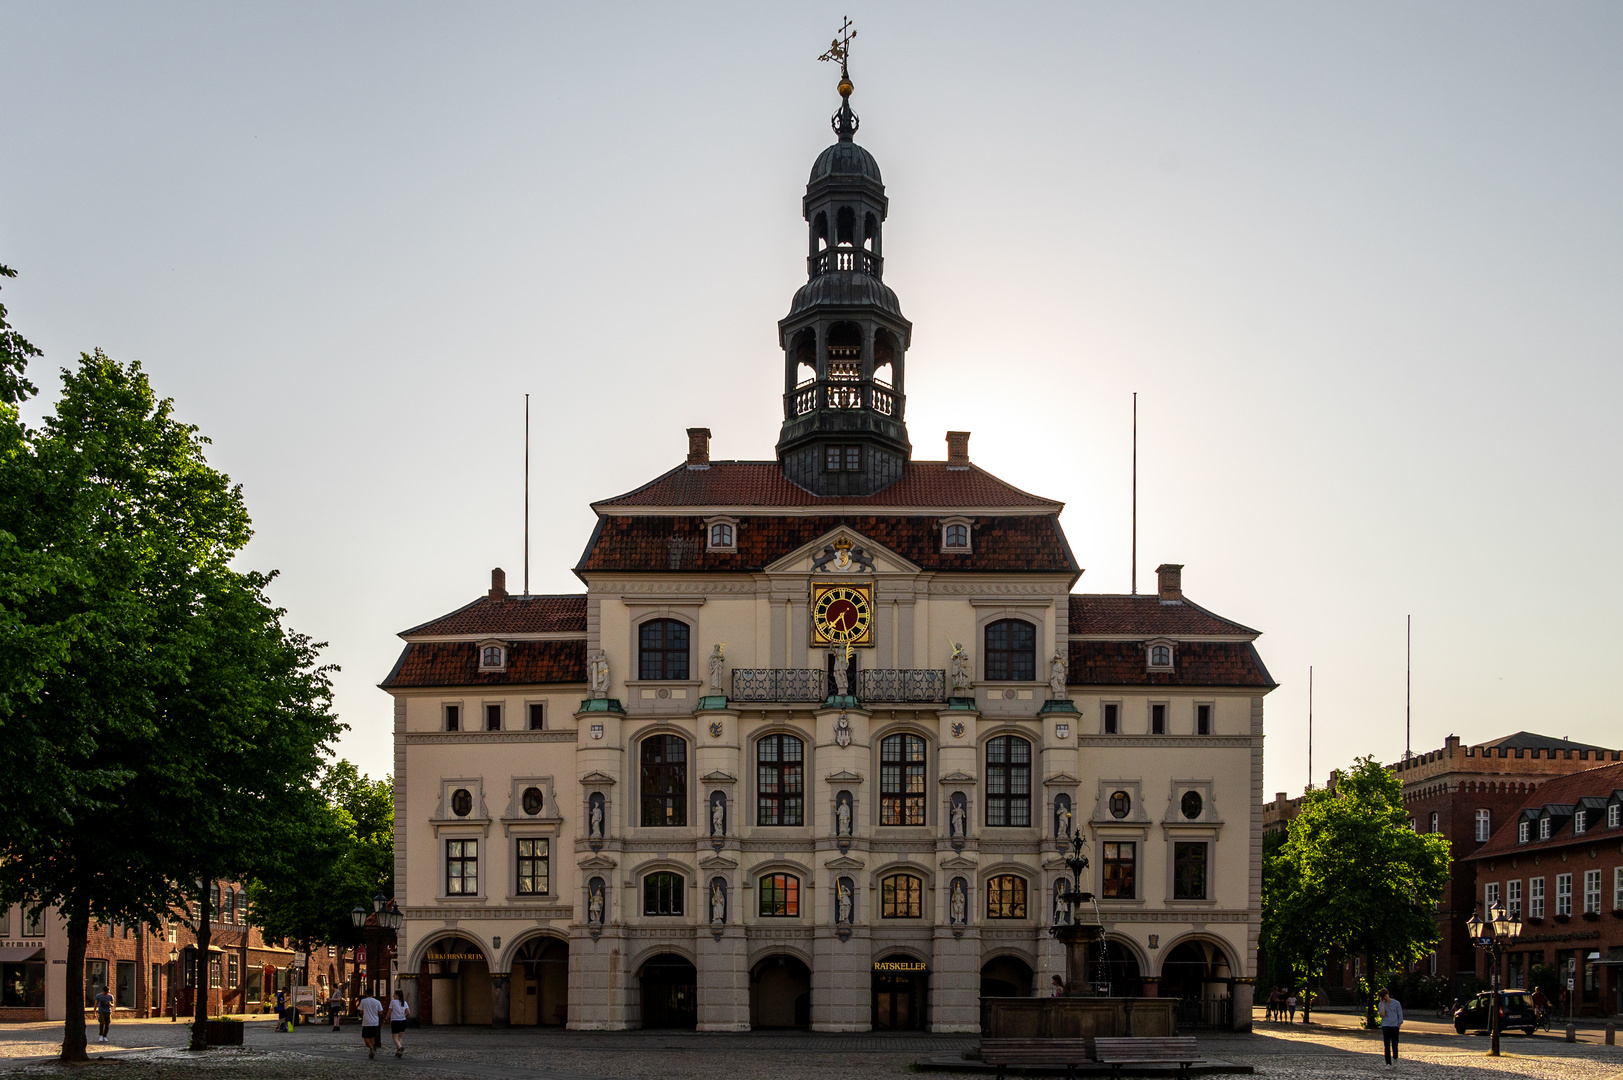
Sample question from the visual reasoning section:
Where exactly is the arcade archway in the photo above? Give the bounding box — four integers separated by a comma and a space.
638, 953, 697, 1029
980, 955, 1034, 998
749, 954, 811, 1028
1087, 938, 1144, 997
872, 953, 929, 1031
419, 936, 492, 1025
510, 937, 569, 1026
1159, 939, 1233, 1028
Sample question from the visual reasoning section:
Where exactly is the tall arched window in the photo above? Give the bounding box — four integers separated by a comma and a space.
756, 734, 805, 826
221, 889, 234, 924
210, 884, 221, 921
640, 735, 688, 827
639, 619, 690, 681
881, 873, 924, 918
985, 735, 1032, 827
880, 733, 926, 826
984, 619, 1036, 681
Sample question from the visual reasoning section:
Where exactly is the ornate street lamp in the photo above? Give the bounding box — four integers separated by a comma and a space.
169, 948, 178, 1022
1049, 831, 1106, 995
349, 897, 402, 1001
1466, 902, 1523, 1056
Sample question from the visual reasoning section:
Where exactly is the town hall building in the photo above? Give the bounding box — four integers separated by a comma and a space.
384, 57, 1274, 1033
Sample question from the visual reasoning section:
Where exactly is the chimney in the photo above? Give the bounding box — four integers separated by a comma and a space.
946, 431, 971, 469
489, 567, 507, 600
1156, 563, 1184, 601
686, 427, 711, 469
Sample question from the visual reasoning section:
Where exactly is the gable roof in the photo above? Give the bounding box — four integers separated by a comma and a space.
1467, 759, 1623, 861
1067, 640, 1275, 689
381, 640, 587, 689
576, 514, 1079, 575
593, 461, 1060, 512
1069, 594, 1259, 638
1480, 731, 1613, 754
400, 594, 587, 638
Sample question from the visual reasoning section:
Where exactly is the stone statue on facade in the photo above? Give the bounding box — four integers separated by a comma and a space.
828, 649, 849, 697
1057, 803, 1072, 838
588, 883, 604, 925
949, 641, 972, 695
711, 797, 725, 837
589, 801, 604, 839
836, 880, 853, 924
950, 799, 966, 838
835, 796, 852, 837
951, 879, 967, 925
710, 881, 726, 924
1049, 650, 1067, 699
708, 643, 726, 694
587, 649, 610, 698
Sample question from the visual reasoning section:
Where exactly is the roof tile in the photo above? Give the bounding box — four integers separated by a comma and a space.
383, 640, 587, 688
595, 461, 1058, 509
1467, 759, 1623, 861
1069, 595, 1258, 636
1068, 640, 1275, 688
402, 594, 587, 637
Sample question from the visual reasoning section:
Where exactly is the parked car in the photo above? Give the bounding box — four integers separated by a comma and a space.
1453, 990, 1536, 1035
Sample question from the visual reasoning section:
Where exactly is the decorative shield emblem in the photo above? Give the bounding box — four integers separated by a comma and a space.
709, 721, 723, 738
951, 721, 966, 739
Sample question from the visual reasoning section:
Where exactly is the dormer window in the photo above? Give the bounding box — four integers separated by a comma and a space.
705, 516, 739, 552
1539, 817, 1552, 840
477, 641, 507, 672
1146, 641, 1175, 671
1611, 803, 1621, 829
710, 523, 733, 548
1518, 821, 1530, 844
1574, 810, 1586, 835
941, 517, 972, 553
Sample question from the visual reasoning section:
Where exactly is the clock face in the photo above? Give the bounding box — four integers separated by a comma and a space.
812, 584, 873, 645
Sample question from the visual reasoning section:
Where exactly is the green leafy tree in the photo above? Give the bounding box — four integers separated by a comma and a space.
1261, 757, 1451, 1026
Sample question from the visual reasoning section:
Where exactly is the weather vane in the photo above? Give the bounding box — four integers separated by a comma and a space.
819, 16, 856, 70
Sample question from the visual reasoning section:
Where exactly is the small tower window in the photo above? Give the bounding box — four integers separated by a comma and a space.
825, 445, 861, 471
836, 205, 856, 246
1147, 643, 1174, 670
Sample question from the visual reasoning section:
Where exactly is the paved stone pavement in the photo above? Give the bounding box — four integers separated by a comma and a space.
0, 1018, 1618, 1080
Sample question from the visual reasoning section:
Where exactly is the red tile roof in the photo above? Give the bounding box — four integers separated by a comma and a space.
1069, 595, 1259, 637
401, 594, 587, 637
1067, 640, 1275, 688
1466, 760, 1623, 861
575, 514, 1079, 574
594, 461, 1060, 510
382, 640, 587, 688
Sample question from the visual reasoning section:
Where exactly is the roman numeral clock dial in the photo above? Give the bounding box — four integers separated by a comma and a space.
812, 584, 874, 646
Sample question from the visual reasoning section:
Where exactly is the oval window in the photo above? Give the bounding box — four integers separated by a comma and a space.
1109, 790, 1131, 819
522, 787, 544, 816
451, 788, 473, 817
1181, 791, 1203, 819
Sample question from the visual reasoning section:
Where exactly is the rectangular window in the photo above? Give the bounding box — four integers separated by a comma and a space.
527, 703, 545, 731
1615, 867, 1623, 911
1173, 842, 1208, 900
1530, 877, 1545, 918
85, 959, 108, 1006
444, 704, 460, 732
756, 734, 805, 827
116, 960, 135, 1009
150, 964, 160, 1011
1485, 882, 1499, 908
986, 875, 1028, 919
209, 957, 222, 989
1430, 812, 1440, 833
2, 961, 45, 1007
984, 736, 1032, 827
1102, 841, 1136, 899
226, 954, 239, 990
1150, 703, 1167, 735
22, 908, 43, 937
0, 907, 8, 936
1574, 810, 1587, 835
1610, 804, 1621, 829
484, 703, 502, 732
1540, 817, 1551, 840
1518, 821, 1529, 844
758, 874, 800, 917
167, 922, 177, 943
643, 872, 684, 916
1583, 869, 1601, 914
879, 734, 927, 826
516, 838, 550, 896
1103, 703, 1119, 735
1195, 704, 1212, 735
446, 839, 478, 895
881, 874, 923, 918
1475, 809, 1491, 841
1507, 878, 1522, 917
1556, 873, 1572, 916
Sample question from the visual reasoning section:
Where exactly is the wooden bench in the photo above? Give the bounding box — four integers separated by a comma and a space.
979, 1037, 1094, 1080
1088, 1036, 1204, 1078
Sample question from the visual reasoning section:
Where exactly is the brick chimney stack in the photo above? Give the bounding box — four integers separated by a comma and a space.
1156, 563, 1184, 601
686, 427, 712, 469
946, 431, 971, 469
489, 567, 507, 600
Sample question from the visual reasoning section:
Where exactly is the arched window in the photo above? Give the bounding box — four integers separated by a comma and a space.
881, 873, 924, 918
758, 874, 800, 917
985, 736, 1032, 827
480, 644, 503, 669
863, 211, 879, 251
708, 523, 734, 548
221, 889, 234, 924
880, 733, 926, 826
984, 619, 1036, 681
836, 205, 855, 246
639, 618, 690, 681
210, 884, 221, 920
756, 734, 805, 826
1149, 644, 1173, 668
640, 735, 688, 827
643, 871, 684, 916
987, 875, 1028, 919
944, 523, 969, 550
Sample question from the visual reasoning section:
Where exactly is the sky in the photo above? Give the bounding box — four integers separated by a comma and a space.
2, 3, 1619, 797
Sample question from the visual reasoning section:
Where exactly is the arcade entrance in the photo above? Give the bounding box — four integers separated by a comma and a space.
511, 938, 569, 1026
872, 956, 928, 1030
420, 936, 492, 1025
749, 954, 811, 1028
638, 954, 697, 1029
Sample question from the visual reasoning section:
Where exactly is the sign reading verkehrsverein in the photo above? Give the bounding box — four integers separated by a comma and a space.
873, 961, 926, 972
427, 951, 485, 961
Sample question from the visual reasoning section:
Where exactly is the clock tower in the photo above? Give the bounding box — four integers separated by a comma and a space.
776, 54, 914, 496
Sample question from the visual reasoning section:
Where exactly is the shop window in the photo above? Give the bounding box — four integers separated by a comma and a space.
116, 960, 136, 1008
879, 733, 926, 826
984, 735, 1031, 827
987, 874, 1027, 918
756, 734, 805, 826
516, 838, 550, 895
1102, 842, 1136, 899
640, 734, 689, 827
639, 619, 690, 680
0, 960, 44, 1007
85, 960, 108, 1006
643, 872, 684, 916
1174, 842, 1208, 900
881, 873, 923, 918
758, 874, 800, 917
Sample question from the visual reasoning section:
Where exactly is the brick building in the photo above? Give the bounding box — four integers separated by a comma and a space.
1393, 732, 1618, 990
1465, 759, 1623, 1017
0, 883, 345, 1023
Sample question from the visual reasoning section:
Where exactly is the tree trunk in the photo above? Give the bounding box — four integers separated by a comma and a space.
1364, 948, 1377, 1029
191, 880, 212, 1050
1300, 958, 1314, 1024
59, 905, 90, 1062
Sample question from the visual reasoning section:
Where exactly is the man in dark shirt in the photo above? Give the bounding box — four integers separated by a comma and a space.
94, 989, 114, 1042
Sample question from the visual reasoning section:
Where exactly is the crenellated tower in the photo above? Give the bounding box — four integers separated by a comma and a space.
776, 56, 914, 496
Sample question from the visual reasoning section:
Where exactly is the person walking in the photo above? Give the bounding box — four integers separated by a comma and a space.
1286, 990, 1298, 1023
93, 987, 114, 1043
1266, 987, 1280, 1022
358, 990, 383, 1059
1050, 975, 1065, 998
388, 990, 410, 1057
328, 992, 343, 1031
1377, 987, 1404, 1067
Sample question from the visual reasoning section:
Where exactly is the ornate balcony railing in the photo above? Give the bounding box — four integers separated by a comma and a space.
858, 669, 947, 703
808, 248, 883, 278
731, 669, 827, 703
785, 379, 901, 419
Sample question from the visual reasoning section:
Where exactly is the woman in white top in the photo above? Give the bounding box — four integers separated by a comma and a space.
388, 991, 410, 1058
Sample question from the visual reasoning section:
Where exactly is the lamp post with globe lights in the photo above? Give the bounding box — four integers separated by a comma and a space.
351, 893, 403, 1003
168, 948, 178, 1021
1466, 902, 1523, 1056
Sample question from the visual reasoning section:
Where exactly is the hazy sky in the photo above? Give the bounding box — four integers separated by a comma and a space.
2, 3, 1619, 796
